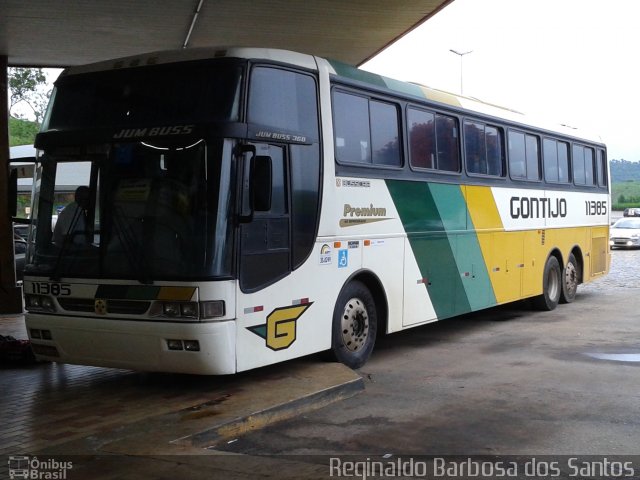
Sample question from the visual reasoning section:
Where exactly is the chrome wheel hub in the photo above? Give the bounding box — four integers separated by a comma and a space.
340, 297, 369, 352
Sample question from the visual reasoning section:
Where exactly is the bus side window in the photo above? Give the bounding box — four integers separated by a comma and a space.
333, 91, 370, 164
370, 100, 401, 167
584, 147, 595, 185
509, 130, 539, 181
597, 149, 607, 187
407, 107, 435, 169
436, 114, 460, 172
557, 141, 569, 183
572, 144, 586, 185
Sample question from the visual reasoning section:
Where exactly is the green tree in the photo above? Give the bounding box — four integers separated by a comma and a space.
9, 117, 39, 147
619, 194, 626, 204
8, 67, 50, 123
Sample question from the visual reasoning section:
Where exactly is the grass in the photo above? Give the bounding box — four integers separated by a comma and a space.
612, 180, 640, 211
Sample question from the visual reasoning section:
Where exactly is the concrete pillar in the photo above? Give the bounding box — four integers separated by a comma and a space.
0, 55, 23, 313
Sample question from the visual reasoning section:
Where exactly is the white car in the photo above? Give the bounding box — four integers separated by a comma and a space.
610, 218, 640, 248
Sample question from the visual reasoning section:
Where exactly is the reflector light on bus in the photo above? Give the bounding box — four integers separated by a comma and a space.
201, 300, 225, 319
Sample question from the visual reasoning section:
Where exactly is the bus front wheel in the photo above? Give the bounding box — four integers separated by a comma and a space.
330, 280, 377, 369
533, 255, 562, 311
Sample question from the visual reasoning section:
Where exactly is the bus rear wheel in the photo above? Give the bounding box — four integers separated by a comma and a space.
533, 255, 561, 311
330, 280, 377, 369
560, 253, 580, 304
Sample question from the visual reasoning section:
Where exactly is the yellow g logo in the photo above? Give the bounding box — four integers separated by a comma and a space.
247, 303, 312, 351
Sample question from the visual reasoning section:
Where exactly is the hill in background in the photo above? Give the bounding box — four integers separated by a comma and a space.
9, 117, 39, 147
610, 160, 640, 210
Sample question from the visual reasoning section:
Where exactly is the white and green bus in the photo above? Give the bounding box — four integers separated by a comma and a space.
24, 47, 610, 374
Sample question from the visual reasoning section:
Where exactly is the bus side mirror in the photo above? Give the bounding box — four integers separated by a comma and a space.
250, 155, 272, 212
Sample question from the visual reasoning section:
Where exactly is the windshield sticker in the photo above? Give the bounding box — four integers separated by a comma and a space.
320, 244, 332, 265
338, 249, 348, 268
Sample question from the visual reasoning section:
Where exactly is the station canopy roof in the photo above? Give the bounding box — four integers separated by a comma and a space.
2, 0, 452, 68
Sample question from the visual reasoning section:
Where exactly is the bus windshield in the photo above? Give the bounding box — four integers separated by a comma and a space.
26, 138, 235, 281
44, 60, 243, 130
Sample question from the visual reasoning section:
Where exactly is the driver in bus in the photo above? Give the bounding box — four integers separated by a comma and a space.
52, 186, 90, 246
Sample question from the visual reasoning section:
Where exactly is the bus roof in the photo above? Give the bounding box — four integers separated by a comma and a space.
326, 59, 603, 145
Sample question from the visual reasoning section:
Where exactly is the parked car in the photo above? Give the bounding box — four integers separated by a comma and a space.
623, 207, 640, 217
610, 218, 640, 248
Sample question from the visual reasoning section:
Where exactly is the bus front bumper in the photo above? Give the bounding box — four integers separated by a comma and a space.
25, 313, 237, 375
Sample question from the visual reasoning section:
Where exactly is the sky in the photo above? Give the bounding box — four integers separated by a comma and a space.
362, 0, 640, 161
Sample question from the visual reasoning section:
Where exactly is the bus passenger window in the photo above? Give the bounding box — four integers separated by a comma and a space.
584, 147, 595, 185
436, 114, 460, 172
508, 131, 526, 178
333, 91, 371, 164
370, 100, 401, 166
407, 108, 435, 169
485, 126, 503, 176
597, 149, 607, 187
558, 141, 569, 183
543, 139, 559, 182
572, 144, 597, 186
572, 144, 586, 185
509, 131, 539, 181
525, 135, 540, 181
464, 120, 503, 176
544, 138, 570, 183
464, 121, 486, 174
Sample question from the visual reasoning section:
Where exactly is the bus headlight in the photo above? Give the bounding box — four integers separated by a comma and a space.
151, 300, 223, 320
25, 295, 56, 313
181, 303, 199, 318
163, 302, 181, 317
165, 302, 199, 319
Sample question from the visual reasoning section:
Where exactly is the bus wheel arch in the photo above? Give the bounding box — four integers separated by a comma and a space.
329, 271, 386, 369
560, 247, 583, 304
533, 252, 562, 311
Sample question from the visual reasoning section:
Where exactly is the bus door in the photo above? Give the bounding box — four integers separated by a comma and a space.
238, 143, 290, 292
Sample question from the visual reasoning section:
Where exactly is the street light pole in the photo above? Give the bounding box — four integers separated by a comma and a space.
449, 49, 473, 95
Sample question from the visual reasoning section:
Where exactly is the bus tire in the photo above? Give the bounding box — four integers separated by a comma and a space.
330, 280, 377, 369
560, 253, 580, 304
533, 255, 562, 311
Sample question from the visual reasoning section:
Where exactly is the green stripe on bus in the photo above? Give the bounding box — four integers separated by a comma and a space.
428, 183, 496, 311
386, 180, 496, 319
386, 180, 470, 319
